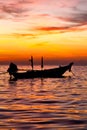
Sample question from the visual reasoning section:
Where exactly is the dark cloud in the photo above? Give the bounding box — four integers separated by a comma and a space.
0, 0, 32, 19
72, 13, 87, 24
71, 1, 87, 25
1, 4, 25, 14
58, 13, 87, 25
57, 11, 87, 31
56, 0, 87, 30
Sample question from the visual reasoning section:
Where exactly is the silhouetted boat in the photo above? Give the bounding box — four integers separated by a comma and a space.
10, 62, 74, 79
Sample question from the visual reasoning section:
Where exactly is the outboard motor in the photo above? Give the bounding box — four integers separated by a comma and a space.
7, 62, 18, 79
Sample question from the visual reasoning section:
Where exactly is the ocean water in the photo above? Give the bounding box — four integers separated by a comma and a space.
0, 65, 87, 130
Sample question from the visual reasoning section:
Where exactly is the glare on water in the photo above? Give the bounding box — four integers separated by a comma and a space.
0, 65, 87, 130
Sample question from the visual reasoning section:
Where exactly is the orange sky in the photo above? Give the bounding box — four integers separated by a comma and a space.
0, 0, 87, 65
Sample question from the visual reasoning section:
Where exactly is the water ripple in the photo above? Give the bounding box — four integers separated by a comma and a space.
0, 66, 87, 129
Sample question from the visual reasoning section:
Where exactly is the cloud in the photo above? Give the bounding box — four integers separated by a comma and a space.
32, 0, 87, 33
34, 42, 49, 47
0, 33, 37, 38
70, 1, 87, 25
74, 0, 87, 12
35, 26, 69, 32
0, 0, 87, 34
34, 22, 87, 34
57, 9, 87, 30
12, 33, 36, 38
0, 0, 32, 19
1, 5, 25, 14
58, 13, 87, 25
54, 0, 87, 31
72, 13, 87, 24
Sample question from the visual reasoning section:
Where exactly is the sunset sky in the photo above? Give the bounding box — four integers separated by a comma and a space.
0, 0, 87, 65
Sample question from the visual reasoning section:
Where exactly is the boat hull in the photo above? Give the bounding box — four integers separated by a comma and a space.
12, 62, 74, 79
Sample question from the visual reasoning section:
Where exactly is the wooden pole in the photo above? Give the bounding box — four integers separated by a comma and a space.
29, 56, 34, 70
41, 56, 44, 70
31, 56, 34, 70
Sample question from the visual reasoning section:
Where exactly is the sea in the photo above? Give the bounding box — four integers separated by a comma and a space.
0, 65, 87, 130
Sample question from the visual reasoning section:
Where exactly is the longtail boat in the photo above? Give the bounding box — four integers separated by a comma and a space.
8, 62, 74, 79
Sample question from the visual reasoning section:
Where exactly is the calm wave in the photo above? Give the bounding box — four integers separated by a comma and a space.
0, 65, 87, 130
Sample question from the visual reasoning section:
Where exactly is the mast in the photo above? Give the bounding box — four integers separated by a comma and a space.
41, 56, 44, 70
29, 56, 34, 70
